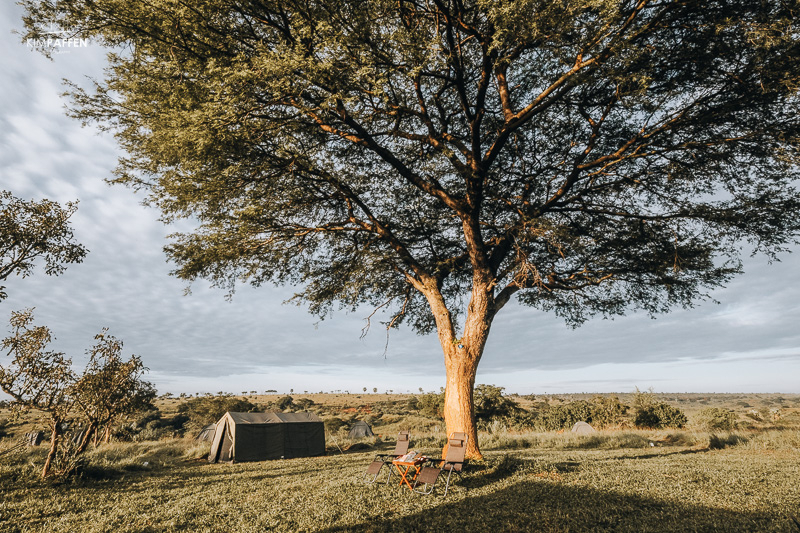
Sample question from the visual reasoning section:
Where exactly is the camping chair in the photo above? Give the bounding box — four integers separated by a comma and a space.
364, 430, 410, 484
412, 432, 467, 497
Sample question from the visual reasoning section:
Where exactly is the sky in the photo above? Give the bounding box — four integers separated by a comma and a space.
1, 4, 799, 397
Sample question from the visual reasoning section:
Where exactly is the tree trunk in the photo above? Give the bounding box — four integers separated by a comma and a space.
102, 424, 112, 444
442, 342, 483, 459
438, 276, 495, 460
76, 421, 98, 455
42, 423, 61, 479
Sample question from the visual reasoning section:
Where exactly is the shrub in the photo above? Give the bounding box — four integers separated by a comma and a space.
176, 395, 258, 427
324, 417, 347, 433
635, 404, 687, 429
696, 408, 737, 430
417, 390, 445, 419
588, 395, 628, 428
708, 433, 749, 449
474, 385, 523, 423
539, 401, 593, 431
633, 388, 687, 429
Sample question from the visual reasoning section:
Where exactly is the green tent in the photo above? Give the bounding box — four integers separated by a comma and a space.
348, 420, 374, 438
208, 411, 325, 463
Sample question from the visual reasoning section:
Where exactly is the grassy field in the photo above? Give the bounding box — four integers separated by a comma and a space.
1, 394, 799, 532
1, 430, 799, 531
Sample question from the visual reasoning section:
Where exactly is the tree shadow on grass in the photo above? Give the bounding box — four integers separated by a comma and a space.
319, 478, 796, 533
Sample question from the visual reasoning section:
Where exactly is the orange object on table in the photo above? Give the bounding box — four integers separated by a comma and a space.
391, 456, 427, 491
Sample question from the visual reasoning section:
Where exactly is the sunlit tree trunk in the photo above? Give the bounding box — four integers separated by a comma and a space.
76, 421, 98, 454
429, 274, 494, 460
41, 422, 61, 479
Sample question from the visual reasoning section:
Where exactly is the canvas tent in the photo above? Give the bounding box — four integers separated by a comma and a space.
196, 423, 216, 442
571, 421, 596, 434
348, 420, 374, 438
208, 412, 325, 463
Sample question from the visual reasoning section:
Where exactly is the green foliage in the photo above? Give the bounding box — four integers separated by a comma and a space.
474, 385, 523, 424
323, 417, 347, 433
0, 191, 87, 302
417, 391, 445, 420
71, 329, 156, 451
588, 395, 628, 428
0, 309, 74, 477
22, 0, 800, 334
633, 391, 688, 430
540, 401, 593, 431
696, 408, 738, 431
176, 395, 258, 428
536, 395, 627, 431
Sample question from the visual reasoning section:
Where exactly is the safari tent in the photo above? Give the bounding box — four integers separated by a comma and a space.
196, 423, 216, 442
571, 421, 596, 434
348, 420, 374, 438
208, 411, 325, 463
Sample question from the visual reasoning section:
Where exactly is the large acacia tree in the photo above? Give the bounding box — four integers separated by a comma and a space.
24, 0, 800, 457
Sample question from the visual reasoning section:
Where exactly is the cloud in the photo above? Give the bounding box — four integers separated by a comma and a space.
2, 2, 799, 395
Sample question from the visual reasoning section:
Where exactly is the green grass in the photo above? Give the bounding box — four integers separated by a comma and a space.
2, 429, 799, 532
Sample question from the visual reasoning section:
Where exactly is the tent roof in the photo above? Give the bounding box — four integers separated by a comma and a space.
571, 421, 596, 434
225, 411, 322, 424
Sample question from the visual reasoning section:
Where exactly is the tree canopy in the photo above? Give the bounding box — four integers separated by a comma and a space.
0, 191, 88, 302
23, 0, 800, 457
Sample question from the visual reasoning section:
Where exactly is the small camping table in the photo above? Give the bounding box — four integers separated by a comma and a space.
391, 456, 427, 491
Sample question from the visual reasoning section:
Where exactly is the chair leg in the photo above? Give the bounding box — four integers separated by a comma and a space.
364, 460, 384, 483
442, 467, 454, 497
412, 478, 435, 494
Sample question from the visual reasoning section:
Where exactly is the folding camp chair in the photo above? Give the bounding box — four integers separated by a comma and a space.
364, 430, 410, 484
413, 432, 467, 497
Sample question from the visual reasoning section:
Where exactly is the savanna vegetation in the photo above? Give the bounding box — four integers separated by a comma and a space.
1, 390, 799, 531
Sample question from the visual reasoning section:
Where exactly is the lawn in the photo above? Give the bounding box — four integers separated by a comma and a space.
1, 429, 799, 532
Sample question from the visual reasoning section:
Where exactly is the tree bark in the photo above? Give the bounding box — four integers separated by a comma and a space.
442, 342, 483, 459
76, 421, 98, 455
438, 275, 495, 460
42, 422, 61, 479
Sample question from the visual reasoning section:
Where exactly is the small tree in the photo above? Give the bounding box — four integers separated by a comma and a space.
71, 329, 156, 452
0, 309, 74, 478
0, 191, 87, 302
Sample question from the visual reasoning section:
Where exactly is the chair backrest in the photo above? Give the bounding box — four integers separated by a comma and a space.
444, 432, 468, 467
393, 431, 410, 455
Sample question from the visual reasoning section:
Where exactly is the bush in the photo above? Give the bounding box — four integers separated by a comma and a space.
474, 385, 524, 425
708, 433, 749, 449
633, 388, 687, 429
696, 408, 737, 430
324, 417, 347, 433
539, 401, 593, 431
417, 391, 444, 419
176, 395, 258, 427
588, 395, 628, 428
